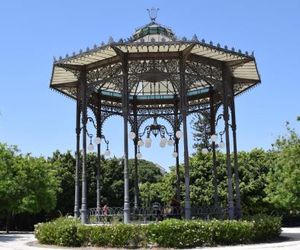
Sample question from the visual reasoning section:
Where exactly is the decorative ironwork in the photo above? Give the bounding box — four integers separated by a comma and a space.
139, 116, 173, 139
85, 116, 111, 155
147, 7, 159, 23
87, 62, 123, 92
88, 205, 225, 224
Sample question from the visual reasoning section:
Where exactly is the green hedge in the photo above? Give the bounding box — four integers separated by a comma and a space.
245, 214, 282, 242
35, 215, 281, 248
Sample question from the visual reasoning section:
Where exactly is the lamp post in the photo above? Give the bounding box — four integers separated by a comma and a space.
86, 117, 111, 157
201, 113, 226, 211
201, 113, 226, 154
85, 116, 110, 213
201, 132, 225, 154
87, 132, 110, 156
202, 111, 236, 219
129, 117, 180, 158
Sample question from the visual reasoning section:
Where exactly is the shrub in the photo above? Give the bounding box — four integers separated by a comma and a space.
146, 219, 213, 248
108, 224, 144, 247
35, 217, 83, 246
77, 224, 92, 245
210, 220, 254, 245
89, 226, 110, 246
246, 214, 282, 242
35, 215, 281, 248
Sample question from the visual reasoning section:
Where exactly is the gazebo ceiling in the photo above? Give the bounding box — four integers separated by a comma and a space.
50, 21, 260, 114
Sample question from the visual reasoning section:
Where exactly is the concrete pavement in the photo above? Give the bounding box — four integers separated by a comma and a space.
0, 227, 300, 250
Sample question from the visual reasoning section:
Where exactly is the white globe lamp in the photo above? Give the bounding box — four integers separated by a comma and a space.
167, 138, 174, 146
88, 143, 94, 151
138, 139, 144, 147
172, 151, 178, 158
94, 137, 101, 145
104, 149, 111, 157
159, 140, 166, 148
211, 134, 218, 142
201, 148, 209, 154
219, 141, 225, 148
145, 137, 152, 148
175, 130, 182, 139
129, 131, 136, 140
161, 137, 167, 144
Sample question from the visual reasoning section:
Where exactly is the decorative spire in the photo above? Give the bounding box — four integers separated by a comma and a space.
147, 7, 159, 23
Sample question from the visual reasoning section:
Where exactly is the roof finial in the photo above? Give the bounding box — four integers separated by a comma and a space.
147, 7, 159, 23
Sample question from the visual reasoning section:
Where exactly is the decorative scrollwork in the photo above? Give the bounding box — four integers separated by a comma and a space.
137, 115, 175, 134
87, 62, 123, 92
185, 61, 222, 89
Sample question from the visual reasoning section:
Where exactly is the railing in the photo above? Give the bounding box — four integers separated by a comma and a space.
191, 206, 226, 219
88, 205, 226, 224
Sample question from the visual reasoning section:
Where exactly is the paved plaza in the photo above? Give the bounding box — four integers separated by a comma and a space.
0, 227, 300, 250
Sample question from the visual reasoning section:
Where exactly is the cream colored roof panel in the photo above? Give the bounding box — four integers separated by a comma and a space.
232, 61, 260, 80
54, 42, 254, 68
191, 44, 246, 62
51, 66, 78, 85
56, 46, 117, 66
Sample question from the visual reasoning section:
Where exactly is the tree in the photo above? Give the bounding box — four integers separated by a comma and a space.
139, 182, 162, 207
191, 111, 211, 151
190, 149, 276, 214
48, 152, 163, 210
130, 159, 163, 184
237, 149, 275, 214
0, 143, 60, 232
48, 150, 76, 214
139, 148, 276, 215
189, 152, 222, 207
264, 125, 300, 212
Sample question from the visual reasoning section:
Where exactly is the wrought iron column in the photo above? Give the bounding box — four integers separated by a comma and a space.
222, 64, 235, 219
122, 54, 130, 224
230, 83, 242, 219
133, 99, 139, 209
96, 101, 101, 211
180, 56, 191, 219
74, 86, 81, 218
174, 97, 181, 203
209, 88, 219, 210
80, 68, 88, 224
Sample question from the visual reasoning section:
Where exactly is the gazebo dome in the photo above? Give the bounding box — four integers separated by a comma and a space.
133, 22, 175, 42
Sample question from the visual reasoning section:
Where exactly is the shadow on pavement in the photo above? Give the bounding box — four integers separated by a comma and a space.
281, 232, 300, 242
0, 233, 33, 243
0, 235, 23, 243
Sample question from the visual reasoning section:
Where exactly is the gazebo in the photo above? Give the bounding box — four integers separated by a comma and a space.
49, 10, 260, 224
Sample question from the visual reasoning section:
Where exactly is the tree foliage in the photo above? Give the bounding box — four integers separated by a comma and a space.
49, 150, 75, 214
191, 111, 211, 150
264, 125, 300, 212
1, 120, 299, 230
139, 148, 277, 215
0, 143, 60, 231
47, 153, 163, 209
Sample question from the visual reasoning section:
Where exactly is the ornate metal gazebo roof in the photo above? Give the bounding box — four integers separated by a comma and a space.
50, 18, 260, 120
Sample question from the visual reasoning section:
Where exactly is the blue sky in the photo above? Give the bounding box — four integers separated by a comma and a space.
0, 0, 299, 170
